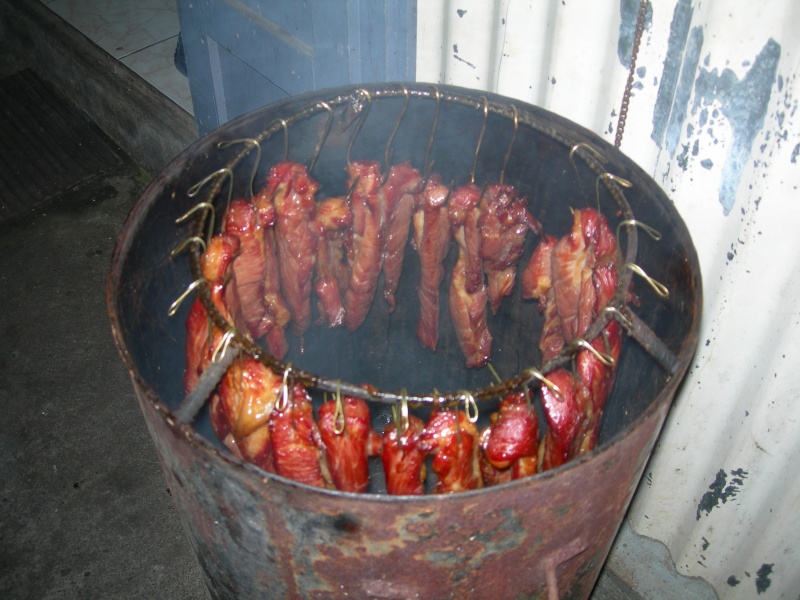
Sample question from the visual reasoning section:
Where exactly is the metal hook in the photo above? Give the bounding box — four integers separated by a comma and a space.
167, 278, 206, 316
595, 171, 633, 210
333, 382, 346, 435
571, 338, 616, 367
304, 102, 333, 175
344, 175, 361, 204
217, 138, 262, 199
522, 367, 562, 399
306, 102, 333, 175
346, 90, 372, 166
470, 97, 489, 184
486, 362, 502, 384
617, 218, 662, 242
568, 142, 607, 182
381, 85, 411, 183
625, 263, 669, 298
423, 86, 442, 179
188, 167, 235, 209
175, 201, 216, 246
278, 118, 289, 162
601, 305, 633, 329
276, 363, 293, 412
460, 390, 479, 424
170, 236, 206, 258
211, 329, 236, 364
392, 389, 410, 438
499, 104, 518, 185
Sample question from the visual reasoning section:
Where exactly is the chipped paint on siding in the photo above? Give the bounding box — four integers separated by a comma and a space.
651, 0, 694, 147
692, 39, 781, 214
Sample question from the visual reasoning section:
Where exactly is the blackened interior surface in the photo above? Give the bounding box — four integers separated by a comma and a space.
112, 84, 700, 462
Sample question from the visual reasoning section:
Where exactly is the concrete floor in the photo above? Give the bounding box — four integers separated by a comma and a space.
0, 158, 209, 598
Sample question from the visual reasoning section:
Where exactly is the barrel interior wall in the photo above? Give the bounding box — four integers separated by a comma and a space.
114, 84, 699, 466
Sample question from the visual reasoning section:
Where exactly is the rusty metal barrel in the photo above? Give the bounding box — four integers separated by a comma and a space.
108, 84, 702, 599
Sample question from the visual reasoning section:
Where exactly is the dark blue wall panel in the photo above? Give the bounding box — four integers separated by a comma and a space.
178, 0, 416, 136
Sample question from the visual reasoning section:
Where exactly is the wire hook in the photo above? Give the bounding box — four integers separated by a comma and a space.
211, 329, 236, 364
423, 85, 442, 179
175, 201, 216, 246
571, 338, 616, 367
392, 388, 410, 438
470, 97, 489, 184
625, 263, 669, 298
617, 218, 662, 242
333, 382, 346, 435
595, 171, 633, 210
216, 138, 262, 199
460, 390, 479, 424
188, 167, 235, 210
601, 305, 633, 329
277, 363, 293, 412
309, 102, 333, 176
167, 278, 206, 316
170, 236, 206, 258
346, 90, 372, 166
522, 367, 562, 399
381, 85, 411, 183
499, 104, 518, 185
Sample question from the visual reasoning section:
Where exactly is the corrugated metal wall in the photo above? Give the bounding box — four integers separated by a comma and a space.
417, 1, 800, 598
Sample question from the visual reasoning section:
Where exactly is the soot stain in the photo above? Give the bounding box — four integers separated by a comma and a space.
727, 575, 740, 587
755, 563, 774, 594
696, 468, 748, 520
333, 513, 360, 534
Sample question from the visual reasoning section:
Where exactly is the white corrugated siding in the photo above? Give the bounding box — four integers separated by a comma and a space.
417, 1, 800, 598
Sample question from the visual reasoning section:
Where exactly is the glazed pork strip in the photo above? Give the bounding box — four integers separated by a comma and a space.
215, 354, 282, 473
447, 183, 492, 368
380, 162, 423, 311
418, 409, 483, 494
251, 183, 291, 358
477, 184, 540, 314
222, 199, 275, 340
267, 162, 320, 337
312, 196, 352, 328
413, 174, 452, 351
381, 414, 427, 496
269, 382, 334, 489
318, 396, 382, 493
481, 390, 540, 484
343, 160, 385, 331
184, 233, 241, 394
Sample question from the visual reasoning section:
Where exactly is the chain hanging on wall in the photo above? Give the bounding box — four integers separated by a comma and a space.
615, 0, 650, 148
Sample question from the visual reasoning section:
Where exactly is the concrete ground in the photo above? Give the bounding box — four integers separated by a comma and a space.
0, 156, 209, 598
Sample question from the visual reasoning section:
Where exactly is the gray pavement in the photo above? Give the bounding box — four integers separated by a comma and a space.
0, 161, 208, 599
